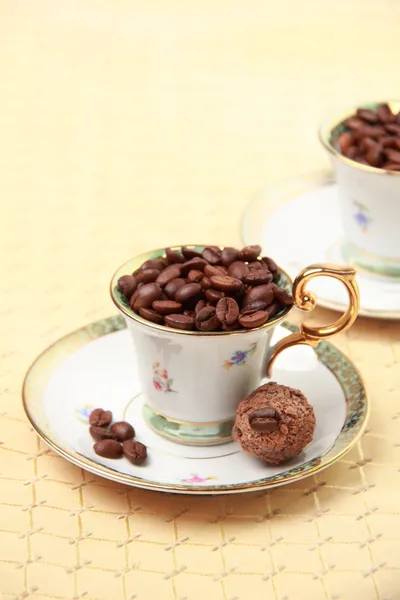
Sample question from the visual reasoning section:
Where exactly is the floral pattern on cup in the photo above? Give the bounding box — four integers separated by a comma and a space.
223, 343, 258, 370
152, 362, 176, 393
74, 404, 94, 423
180, 473, 217, 484
353, 201, 371, 233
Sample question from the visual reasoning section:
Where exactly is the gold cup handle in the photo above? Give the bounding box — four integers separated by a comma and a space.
266, 263, 360, 377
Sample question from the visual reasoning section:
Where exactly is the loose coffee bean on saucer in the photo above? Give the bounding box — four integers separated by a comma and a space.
89, 408, 112, 427
89, 425, 117, 441
117, 245, 293, 331
93, 439, 123, 459
122, 440, 147, 464
110, 421, 135, 442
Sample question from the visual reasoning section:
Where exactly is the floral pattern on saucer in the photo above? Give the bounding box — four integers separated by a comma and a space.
223, 343, 257, 370
75, 404, 94, 423
180, 474, 218, 484
152, 362, 176, 393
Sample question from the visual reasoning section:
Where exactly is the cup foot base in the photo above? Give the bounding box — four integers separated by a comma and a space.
143, 404, 234, 446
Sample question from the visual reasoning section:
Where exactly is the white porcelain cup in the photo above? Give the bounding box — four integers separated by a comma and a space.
319, 101, 400, 277
111, 248, 359, 445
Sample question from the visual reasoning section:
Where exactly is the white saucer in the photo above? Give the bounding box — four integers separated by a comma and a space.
22, 316, 368, 495
242, 171, 400, 319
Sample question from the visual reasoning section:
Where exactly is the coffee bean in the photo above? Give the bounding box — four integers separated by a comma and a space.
204, 264, 227, 278
164, 278, 186, 299
338, 131, 354, 154
195, 299, 207, 314
89, 425, 117, 441
346, 146, 358, 159
385, 148, 400, 163
205, 288, 225, 305
165, 247, 185, 264
239, 300, 268, 316
133, 283, 163, 311
243, 283, 275, 307
200, 276, 212, 290
361, 137, 378, 152
356, 108, 378, 124
346, 117, 365, 131
195, 306, 221, 331
266, 302, 281, 318
89, 408, 112, 427
216, 297, 239, 326
227, 261, 249, 280
135, 268, 161, 284
247, 260, 266, 271
152, 300, 183, 314
248, 408, 279, 432
164, 314, 195, 330
243, 271, 273, 285
209, 275, 242, 293
122, 440, 147, 464
156, 265, 182, 287
377, 103, 395, 124
238, 310, 269, 329
202, 247, 222, 265
382, 136, 400, 148
110, 421, 135, 442
355, 124, 386, 140
181, 246, 203, 259
180, 258, 208, 276
383, 162, 400, 171
175, 283, 203, 305
117, 275, 137, 299
237, 245, 262, 261
366, 145, 383, 167
261, 256, 278, 273
139, 307, 164, 324
94, 439, 123, 459
273, 286, 294, 306
141, 258, 165, 271
187, 269, 204, 283
385, 123, 400, 136
221, 247, 239, 266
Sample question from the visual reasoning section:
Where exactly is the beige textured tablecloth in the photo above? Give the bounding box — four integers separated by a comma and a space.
1, 2, 400, 598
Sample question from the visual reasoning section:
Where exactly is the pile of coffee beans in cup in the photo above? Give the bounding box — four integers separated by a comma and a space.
117, 245, 293, 332
336, 104, 400, 170
88, 408, 147, 464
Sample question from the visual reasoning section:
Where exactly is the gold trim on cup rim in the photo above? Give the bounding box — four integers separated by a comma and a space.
319, 100, 400, 176
110, 245, 293, 336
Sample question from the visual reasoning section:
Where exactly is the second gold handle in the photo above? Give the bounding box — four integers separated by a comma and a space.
266, 263, 360, 376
